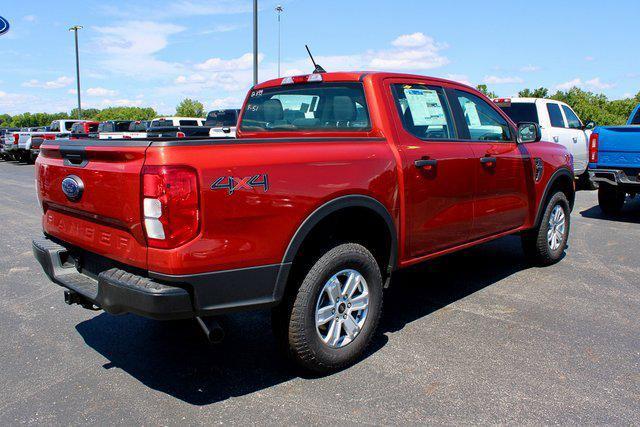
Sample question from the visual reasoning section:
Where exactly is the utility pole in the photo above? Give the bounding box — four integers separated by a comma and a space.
276, 5, 283, 77
69, 25, 83, 119
253, 0, 258, 85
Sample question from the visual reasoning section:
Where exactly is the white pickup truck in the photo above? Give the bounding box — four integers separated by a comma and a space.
16, 120, 85, 163
494, 98, 594, 186
205, 109, 240, 138
98, 120, 149, 140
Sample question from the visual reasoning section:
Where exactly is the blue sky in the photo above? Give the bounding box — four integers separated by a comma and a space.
0, 0, 638, 115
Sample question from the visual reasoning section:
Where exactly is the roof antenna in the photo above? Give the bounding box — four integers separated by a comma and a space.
305, 45, 326, 74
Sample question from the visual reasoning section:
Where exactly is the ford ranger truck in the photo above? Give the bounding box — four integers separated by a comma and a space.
588, 103, 640, 214
33, 72, 575, 373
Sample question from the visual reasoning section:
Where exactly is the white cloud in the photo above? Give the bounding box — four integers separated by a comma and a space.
200, 23, 244, 34
520, 65, 540, 72
391, 32, 429, 48
68, 89, 77, 95
483, 75, 524, 84
196, 53, 264, 72
92, 21, 185, 77
22, 76, 74, 89
283, 68, 305, 76
23, 15, 37, 22
101, 98, 143, 107
209, 96, 243, 109
103, 0, 252, 19
584, 56, 595, 61
555, 77, 616, 91
445, 74, 473, 86
87, 87, 117, 97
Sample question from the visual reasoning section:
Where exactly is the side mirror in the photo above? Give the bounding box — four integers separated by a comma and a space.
584, 120, 596, 130
517, 122, 541, 143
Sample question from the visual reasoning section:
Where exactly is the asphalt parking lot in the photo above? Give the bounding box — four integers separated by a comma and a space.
0, 160, 638, 425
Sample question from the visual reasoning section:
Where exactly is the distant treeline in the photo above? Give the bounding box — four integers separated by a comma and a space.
2, 89, 639, 128
476, 85, 640, 126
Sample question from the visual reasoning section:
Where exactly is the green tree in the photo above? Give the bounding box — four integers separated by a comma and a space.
0, 114, 11, 126
175, 98, 204, 117
476, 84, 498, 99
518, 87, 549, 98
93, 107, 157, 121
70, 108, 101, 120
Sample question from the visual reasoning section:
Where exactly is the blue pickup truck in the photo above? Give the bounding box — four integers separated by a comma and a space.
588, 104, 640, 214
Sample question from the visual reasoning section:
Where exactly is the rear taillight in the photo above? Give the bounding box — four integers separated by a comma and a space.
589, 133, 599, 163
123, 135, 132, 139
176, 131, 185, 138
142, 165, 200, 249
42, 134, 56, 140
13, 133, 19, 145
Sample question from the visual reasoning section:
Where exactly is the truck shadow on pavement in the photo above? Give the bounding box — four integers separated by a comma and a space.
579, 197, 640, 225
76, 235, 532, 405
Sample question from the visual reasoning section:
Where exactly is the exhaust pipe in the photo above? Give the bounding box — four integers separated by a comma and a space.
196, 316, 225, 344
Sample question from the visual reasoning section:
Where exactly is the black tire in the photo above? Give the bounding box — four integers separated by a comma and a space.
273, 243, 383, 373
598, 184, 626, 215
522, 192, 570, 266
577, 171, 597, 191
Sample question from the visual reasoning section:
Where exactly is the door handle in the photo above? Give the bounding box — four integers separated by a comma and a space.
414, 158, 437, 170
480, 156, 497, 167
553, 136, 559, 142
572, 137, 578, 143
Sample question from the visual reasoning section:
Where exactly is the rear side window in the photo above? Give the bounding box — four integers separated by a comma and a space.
240, 82, 371, 132
547, 103, 566, 128
453, 90, 512, 141
50, 122, 60, 132
88, 123, 99, 132
392, 84, 455, 140
115, 121, 131, 132
64, 122, 76, 131
562, 106, 582, 129
499, 103, 539, 124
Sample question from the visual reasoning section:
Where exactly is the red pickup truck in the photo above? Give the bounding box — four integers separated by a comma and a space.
33, 72, 574, 372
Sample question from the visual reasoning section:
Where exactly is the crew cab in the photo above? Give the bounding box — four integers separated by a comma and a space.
33, 72, 574, 372
494, 98, 594, 187
98, 120, 149, 140
588, 103, 640, 214
205, 109, 240, 138
146, 117, 207, 138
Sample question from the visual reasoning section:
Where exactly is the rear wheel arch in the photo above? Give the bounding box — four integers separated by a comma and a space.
274, 195, 398, 302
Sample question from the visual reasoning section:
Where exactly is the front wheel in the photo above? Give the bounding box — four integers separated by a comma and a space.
274, 243, 383, 373
522, 192, 571, 266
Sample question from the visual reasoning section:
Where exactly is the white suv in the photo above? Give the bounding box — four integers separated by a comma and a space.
495, 98, 594, 182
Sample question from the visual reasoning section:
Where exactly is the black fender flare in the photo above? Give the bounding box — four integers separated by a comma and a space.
273, 195, 398, 302
534, 167, 574, 227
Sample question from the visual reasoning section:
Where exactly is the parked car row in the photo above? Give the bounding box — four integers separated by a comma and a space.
0, 108, 240, 163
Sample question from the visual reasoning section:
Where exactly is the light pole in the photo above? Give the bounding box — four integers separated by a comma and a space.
68, 25, 83, 119
253, 0, 258, 85
276, 5, 283, 77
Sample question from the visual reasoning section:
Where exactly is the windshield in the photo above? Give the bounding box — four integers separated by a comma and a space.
205, 110, 239, 127
499, 103, 539, 124
240, 82, 371, 132
631, 108, 640, 125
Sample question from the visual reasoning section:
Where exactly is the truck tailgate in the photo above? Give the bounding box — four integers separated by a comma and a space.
36, 139, 152, 269
597, 126, 640, 168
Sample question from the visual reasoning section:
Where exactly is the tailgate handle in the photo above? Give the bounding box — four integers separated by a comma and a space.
60, 147, 88, 167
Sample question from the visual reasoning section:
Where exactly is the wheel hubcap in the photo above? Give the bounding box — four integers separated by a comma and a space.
315, 269, 369, 349
547, 204, 566, 251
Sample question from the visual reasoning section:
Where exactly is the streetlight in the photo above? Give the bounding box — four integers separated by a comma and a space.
253, 0, 258, 85
68, 25, 83, 119
275, 5, 284, 77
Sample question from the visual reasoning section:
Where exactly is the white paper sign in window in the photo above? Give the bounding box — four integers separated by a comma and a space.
404, 89, 447, 127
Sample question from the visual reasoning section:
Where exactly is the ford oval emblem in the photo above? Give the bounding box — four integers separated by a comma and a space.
0, 17, 9, 36
61, 175, 84, 201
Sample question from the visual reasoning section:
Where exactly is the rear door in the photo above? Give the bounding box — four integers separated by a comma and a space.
448, 89, 530, 240
385, 79, 476, 258
36, 139, 152, 268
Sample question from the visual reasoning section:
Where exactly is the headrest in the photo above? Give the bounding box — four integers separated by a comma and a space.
263, 99, 284, 122
333, 96, 356, 122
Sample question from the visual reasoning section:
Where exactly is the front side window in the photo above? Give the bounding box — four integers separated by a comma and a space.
630, 108, 640, 125
454, 91, 512, 141
240, 82, 371, 132
50, 122, 60, 132
562, 105, 582, 129
392, 84, 455, 140
547, 103, 566, 128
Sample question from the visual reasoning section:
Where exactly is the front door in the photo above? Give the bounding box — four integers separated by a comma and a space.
386, 80, 476, 259
448, 89, 530, 239
561, 104, 588, 174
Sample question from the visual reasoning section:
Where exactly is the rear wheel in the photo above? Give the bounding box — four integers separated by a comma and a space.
273, 243, 383, 373
522, 191, 570, 266
598, 184, 626, 215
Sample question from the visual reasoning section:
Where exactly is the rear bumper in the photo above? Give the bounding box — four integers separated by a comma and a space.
589, 168, 640, 189
33, 236, 290, 320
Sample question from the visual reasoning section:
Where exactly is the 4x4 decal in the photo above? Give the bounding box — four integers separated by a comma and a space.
211, 174, 269, 195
